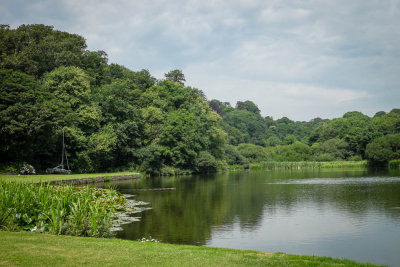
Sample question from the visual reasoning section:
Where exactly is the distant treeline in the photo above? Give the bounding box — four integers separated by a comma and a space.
210, 100, 400, 168
1, 24, 399, 174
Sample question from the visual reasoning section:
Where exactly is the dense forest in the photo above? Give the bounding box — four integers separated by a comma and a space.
1, 24, 399, 174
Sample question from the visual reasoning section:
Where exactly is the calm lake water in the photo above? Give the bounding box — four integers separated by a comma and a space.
107, 168, 400, 266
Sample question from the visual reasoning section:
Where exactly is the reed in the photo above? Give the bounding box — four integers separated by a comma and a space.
0, 181, 125, 237
230, 161, 367, 171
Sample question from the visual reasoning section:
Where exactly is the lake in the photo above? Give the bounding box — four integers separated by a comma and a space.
108, 168, 400, 266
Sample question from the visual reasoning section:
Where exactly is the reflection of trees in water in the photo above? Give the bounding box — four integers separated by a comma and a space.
115, 169, 400, 244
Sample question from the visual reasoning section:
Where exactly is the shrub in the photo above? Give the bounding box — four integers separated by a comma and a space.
195, 151, 218, 173
236, 143, 270, 163
389, 159, 400, 169
20, 163, 36, 175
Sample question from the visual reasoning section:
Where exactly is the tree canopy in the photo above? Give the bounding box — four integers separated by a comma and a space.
1, 24, 399, 173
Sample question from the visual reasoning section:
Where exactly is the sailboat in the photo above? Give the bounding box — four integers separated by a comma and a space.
46, 128, 72, 174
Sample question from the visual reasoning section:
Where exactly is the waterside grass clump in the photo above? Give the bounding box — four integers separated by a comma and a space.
229, 161, 367, 171
0, 180, 126, 237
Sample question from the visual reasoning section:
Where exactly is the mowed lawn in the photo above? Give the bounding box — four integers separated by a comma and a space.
0, 172, 139, 183
0, 232, 379, 267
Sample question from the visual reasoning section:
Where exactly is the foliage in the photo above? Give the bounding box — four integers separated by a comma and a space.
1, 24, 399, 174
194, 151, 218, 173
0, 181, 124, 237
0, 24, 107, 79
365, 133, 400, 166
223, 144, 248, 165
309, 111, 380, 158
312, 138, 352, 161
223, 109, 267, 146
164, 69, 186, 85
272, 142, 312, 162
235, 100, 260, 114
389, 159, 400, 169
20, 163, 36, 175
236, 143, 270, 163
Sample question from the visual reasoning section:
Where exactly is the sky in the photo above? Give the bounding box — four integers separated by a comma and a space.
1, 0, 400, 121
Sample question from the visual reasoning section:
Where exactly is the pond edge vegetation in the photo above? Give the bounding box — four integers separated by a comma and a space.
0, 180, 137, 238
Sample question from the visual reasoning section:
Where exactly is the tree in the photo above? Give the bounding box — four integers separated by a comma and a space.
165, 69, 186, 85
236, 100, 260, 115
272, 142, 312, 162
310, 111, 379, 158
42, 66, 91, 109
236, 143, 270, 163
208, 100, 234, 117
312, 138, 351, 161
0, 69, 42, 163
283, 134, 297, 145
223, 109, 267, 146
0, 24, 92, 78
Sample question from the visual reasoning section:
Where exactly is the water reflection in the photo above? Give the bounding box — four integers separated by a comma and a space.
107, 168, 400, 266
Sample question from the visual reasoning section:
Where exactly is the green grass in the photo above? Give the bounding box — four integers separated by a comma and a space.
230, 161, 367, 171
0, 231, 380, 267
0, 171, 139, 183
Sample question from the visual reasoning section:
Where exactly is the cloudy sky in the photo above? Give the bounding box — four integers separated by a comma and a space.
2, 0, 400, 121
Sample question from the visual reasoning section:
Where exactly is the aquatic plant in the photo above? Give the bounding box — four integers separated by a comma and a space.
0, 181, 125, 237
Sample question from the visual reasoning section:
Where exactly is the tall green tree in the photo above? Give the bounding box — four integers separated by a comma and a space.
164, 69, 186, 85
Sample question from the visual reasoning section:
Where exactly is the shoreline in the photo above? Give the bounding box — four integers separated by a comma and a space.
44, 173, 141, 185
0, 172, 141, 184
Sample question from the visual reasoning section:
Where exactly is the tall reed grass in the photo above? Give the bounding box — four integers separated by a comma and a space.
229, 161, 367, 171
0, 181, 125, 237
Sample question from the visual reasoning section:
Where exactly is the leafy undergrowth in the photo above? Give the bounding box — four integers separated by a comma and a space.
0, 231, 380, 267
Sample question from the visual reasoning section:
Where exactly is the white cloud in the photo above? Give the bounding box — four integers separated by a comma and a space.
1, 0, 399, 120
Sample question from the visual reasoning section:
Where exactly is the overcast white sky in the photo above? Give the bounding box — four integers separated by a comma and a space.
2, 0, 400, 121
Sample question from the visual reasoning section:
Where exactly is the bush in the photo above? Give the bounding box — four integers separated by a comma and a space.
236, 143, 270, 163
272, 142, 312, 162
195, 151, 218, 173
365, 133, 400, 166
216, 160, 229, 172
20, 163, 36, 175
223, 144, 248, 165
389, 159, 400, 169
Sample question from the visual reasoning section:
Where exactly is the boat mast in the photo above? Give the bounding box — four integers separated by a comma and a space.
61, 128, 65, 169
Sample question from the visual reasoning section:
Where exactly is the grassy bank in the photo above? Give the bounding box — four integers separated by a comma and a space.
229, 161, 367, 171
0, 171, 139, 183
0, 231, 379, 267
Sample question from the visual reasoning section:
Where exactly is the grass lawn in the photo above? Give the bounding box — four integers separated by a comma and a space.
0, 231, 379, 267
0, 171, 139, 183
